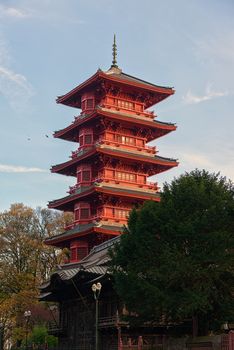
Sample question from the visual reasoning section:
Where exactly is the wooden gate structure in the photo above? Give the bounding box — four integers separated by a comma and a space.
119, 335, 165, 349
221, 332, 234, 350
117, 332, 234, 350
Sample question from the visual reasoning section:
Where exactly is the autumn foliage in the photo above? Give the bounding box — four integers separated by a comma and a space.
0, 203, 72, 346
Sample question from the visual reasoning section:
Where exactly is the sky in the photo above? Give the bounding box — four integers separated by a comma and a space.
0, 0, 233, 211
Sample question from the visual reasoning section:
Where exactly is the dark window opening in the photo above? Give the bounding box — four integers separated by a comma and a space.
71, 248, 76, 261
80, 208, 89, 219
84, 134, 92, 144
79, 135, 84, 146
77, 247, 88, 261
86, 99, 94, 109
83, 170, 91, 181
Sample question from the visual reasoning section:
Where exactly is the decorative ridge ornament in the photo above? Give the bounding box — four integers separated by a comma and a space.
106, 34, 122, 74
112, 34, 118, 68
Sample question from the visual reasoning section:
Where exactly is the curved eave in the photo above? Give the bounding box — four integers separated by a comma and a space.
53, 111, 98, 141
51, 145, 178, 177
48, 184, 160, 211
56, 70, 174, 108
51, 148, 96, 176
56, 71, 100, 107
100, 72, 174, 102
54, 108, 176, 142
44, 224, 121, 247
98, 147, 179, 169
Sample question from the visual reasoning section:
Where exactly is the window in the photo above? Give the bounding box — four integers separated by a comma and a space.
80, 208, 89, 219
70, 247, 88, 262
115, 209, 129, 219
116, 171, 136, 182
116, 99, 134, 110
83, 170, 91, 181
75, 209, 79, 221
81, 98, 94, 112
81, 101, 86, 110
116, 135, 136, 146
77, 247, 88, 260
71, 248, 76, 261
79, 135, 84, 146
86, 99, 94, 109
84, 134, 92, 144
77, 172, 81, 183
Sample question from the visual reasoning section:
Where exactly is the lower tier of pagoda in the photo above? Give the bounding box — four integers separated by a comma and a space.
44, 222, 123, 263
48, 182, 160, 211
45, 221, 122, 247
51, 144, 178, 177
53, 107, 176, 143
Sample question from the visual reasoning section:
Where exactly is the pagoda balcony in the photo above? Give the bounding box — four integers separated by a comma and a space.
71, 146, 93, 159
70, 137, 156, 159
68, 182, 93, 194
95, 177, 158, 191
64, 208, 130, 231
67, 177, 158, 195
101, 101, 155, 119
98, 137, 156, 155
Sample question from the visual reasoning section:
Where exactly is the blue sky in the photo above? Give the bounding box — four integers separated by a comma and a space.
0, 0, 233, 211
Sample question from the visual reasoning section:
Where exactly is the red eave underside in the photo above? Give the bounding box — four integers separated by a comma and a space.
56, 71, 174, 107
45, 226, 120, 246
51, 148, 178, 176
54, 109, 176, 141
97, 147, 178, 167
48, 185, 160, 210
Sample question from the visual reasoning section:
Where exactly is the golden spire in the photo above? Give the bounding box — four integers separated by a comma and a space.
111, 34, 118, 68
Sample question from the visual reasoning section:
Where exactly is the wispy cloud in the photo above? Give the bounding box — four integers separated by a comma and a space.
182, 153, 214, 168
0, 36, 34, 110
183, 84, 230, 104
0, 3, 84, 24
0, 5, 30, 19
0, 164, 47, 173
180, 151, 234, 181
195, 34, 234, 65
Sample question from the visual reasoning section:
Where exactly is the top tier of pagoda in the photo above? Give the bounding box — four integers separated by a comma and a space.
45, 37, 178, 263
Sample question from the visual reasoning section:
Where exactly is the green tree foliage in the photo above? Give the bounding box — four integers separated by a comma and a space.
28, 325, 58, 348
110, 170, 234, 334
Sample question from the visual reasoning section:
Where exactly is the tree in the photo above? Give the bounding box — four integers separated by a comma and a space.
110, 170, 234, 335
27, 325, 58, 349
0, 203, 73, 347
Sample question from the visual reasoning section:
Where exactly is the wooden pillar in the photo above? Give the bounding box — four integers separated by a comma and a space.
138, 336, 143, 350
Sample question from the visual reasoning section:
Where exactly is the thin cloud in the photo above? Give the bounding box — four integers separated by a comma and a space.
0, 37, 34, 110
195, 34, 234, 64
183, 84, 230, 104
182, 153, 214, 168
0, 5, 30, 19
0, 164, 47, 173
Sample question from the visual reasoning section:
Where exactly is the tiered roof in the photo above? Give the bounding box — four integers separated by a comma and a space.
56, 68, 174, 109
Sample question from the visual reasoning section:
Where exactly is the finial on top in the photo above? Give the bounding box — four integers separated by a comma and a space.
111, 34, 118, 68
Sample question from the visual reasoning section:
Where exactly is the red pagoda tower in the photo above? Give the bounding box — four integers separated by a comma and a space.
46, 37, 178, 262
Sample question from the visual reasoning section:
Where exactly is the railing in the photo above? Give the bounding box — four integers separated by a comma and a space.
98, 315, 118, 328
102, 102, 155, 119
98, 137, 156, 154
68, 182, 92, 194
120, 335, 166, 350
47, 321, 66, 336
97, 177, 158, 191
68, 177, 158, 195
70, 137, 156, 159
71, 146, 93, 159
64, 211, 129, 231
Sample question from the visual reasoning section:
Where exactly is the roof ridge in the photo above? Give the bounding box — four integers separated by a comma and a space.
120, 71, 173, 90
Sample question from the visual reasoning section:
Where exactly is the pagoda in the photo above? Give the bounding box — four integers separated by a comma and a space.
46, 37, 178, 262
